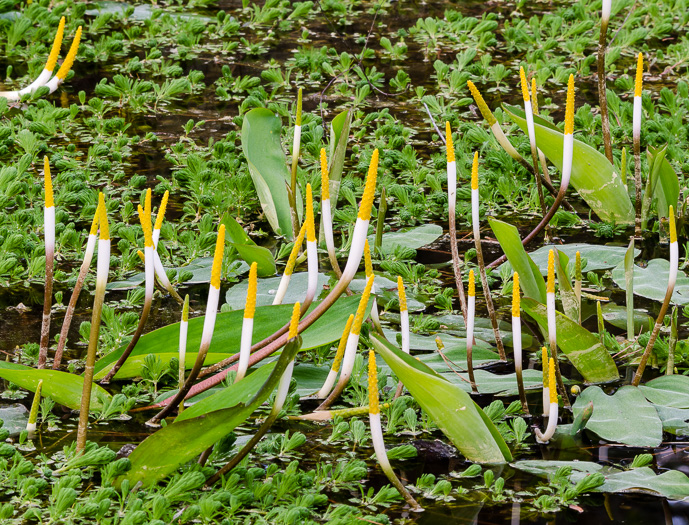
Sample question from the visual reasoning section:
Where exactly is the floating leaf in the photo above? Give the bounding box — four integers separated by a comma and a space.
639, 375, 689, 409
525, 243, 639, 274
572, 386, 662, 447
600, 303, 651, 334
367, 224, 442, 252
655, 405, 689, 436
225, 272, 330, 309
0, 404, 28, 435
611, 259, 689, 305
221, 214, 276, 276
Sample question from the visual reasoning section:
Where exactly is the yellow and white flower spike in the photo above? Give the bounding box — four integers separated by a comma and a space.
398, 276, 409, 354
536, 358, 558, 442
236, 262, 258, 382
317, 314, 354, 398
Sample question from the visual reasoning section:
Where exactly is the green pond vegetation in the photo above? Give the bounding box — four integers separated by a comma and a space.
0, 0, 689, 522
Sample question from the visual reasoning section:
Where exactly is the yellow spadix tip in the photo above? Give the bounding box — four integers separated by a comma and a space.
548, 358, 557, 403
471, 152, 479, 190
357, 149, 378, 221
154, 190, 169, 231
136, 249, 145, 263
211, 224, 225, 289
306, 183, 316, 242
368, 350, 379, 415
445, 121, 455, 163
531, 78, 539, 114
98, 193, 109, 240
467, 80, 496, 126
245, 262, 257, 319
547, 249, 555, 294
519, 67, 530, 102
182, 295, 190, 322
89, 202, 100, 236
295, 88, 303, 126
670, 205, 676, 244
285, 221, 306, 276
542, 347, 548, 386
575, 251, 581, 277
289, 301, 301, 339
364, 239, 373, 277
397, 276, 407, 312
320, 148, 330, 200
435, 336, 444, 351
512, 273, 520, 317
635, 53, 643, 98
332, 314, 354, 373
564, 74, 575, 135
43, 156, 54, 208
468, 269, 475, 297
56, 26, 82, 80
45, 17, 65, 72
351, 275, 374, 335
144, 188, 152, 224
138, 205, 153, 248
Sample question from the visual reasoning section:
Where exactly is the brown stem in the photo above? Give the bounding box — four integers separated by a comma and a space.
529, 144, 551, 243
515, 364, 529, 415
515, 154, 575, 212
467, 341, 478, 393
475, 237, 506, 361
598, 19, 613, 163
38, 246, 54, 369
632, 286, 673, 386
449, 203, 468, 325
53, 259, 90, 370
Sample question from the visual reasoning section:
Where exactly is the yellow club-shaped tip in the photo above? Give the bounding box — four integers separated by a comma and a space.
43, 156, 54, 208
154, 190, 169, 231
531, 77, 539, 114
285, 221, 307, 276
397, 276, 407, 312
445, 121, 455, 163
138, 205, 153, 248
144, 188, 152, 222
98, 193, 109, 240
471, 151, 479, 190
364, 239, 373, 277
136, 249, 145, 263
211, 224, 225, 289
320, 148, 330, 200
547, 249, 555, 294
351, 275, 374, 335
564, 74, 575, 135
368, 349, 380, 415
512, 272, 520, 317
332, 314, 354, 373
182, 294, 190, 322
306, 183, 316, 242
519, 67, 530, 102
541, 347, 548, 386
245, 262, 257, 319
467, 80, 496, 126
89, 200, 100, 236
45, 17, 65, 72
548, 358, 557, 403
357, 149, 378, 221
635, 52, 644, 98
435, 336, 444, 351
575, 250, 581, 275
670, 205, 677, 244
289, 301, 300, 339
468, 269, 475, 297
295, 87, 303, 126
55, 26, 82, 80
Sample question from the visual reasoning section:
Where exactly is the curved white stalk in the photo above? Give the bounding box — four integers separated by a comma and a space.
398, 277, 409, 354
199, 226, 225, 350
546, 249, 557, 350
38, 156, 55, 369
236, 262, 257, 382
542, 347, 550, 416
513, 272, 528, 413
270, 303, 301, 416
273, 221, 306, 306
290, 89, 302, 179
317, 314, 354, 398
178, 295, 189, 393
305, 184, 319, 305
536, 357, 558, 443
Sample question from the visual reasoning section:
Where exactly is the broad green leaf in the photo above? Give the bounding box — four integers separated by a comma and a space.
600, 303, 651, 334
291, 363, 331, 397
611, 259, 689, 305
639, 375, 689, 408
94, 295, 365, 380
241, 108, 301, 238
554, 249, 578, 321
572, 386, 662, 447
525, 243, 639, 274
654, 405, 689, 436
624, 238, 635, 340
521, 298, 618, 383
512, 460, 604, 478
504, 104, 634, 224
0, 404, 28, 435
0, 362, 110, 411
221, 214, 276, 277
643, 145, 679, 225
446, 369, 545, 395
370, 333, 511, 463
488, 218, 545, 303
327, 109, 350, 208
431, 314, 534, 348
117, 340, 299, 488
367, 224, 442, 253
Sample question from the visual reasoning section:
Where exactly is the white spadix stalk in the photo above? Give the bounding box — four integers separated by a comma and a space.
26, 380, 43, 434
598, 0, 614, 162
535, 357, 558, 443
364, 239, 380, 328
531, 79, 550, 183
273, 222, 306, 306
602, 0, 612, 26
317, 314, 354, 399
562, 75, 575, 190
633, 206, 678, 386
633, 53, 644, 236
398, 277, 409, 354
178, 295, 189, 412
466, 270, 478, 393
149, 190, 183, 304
304, 183, 319, 306
272, 302, 301, 415
290, 88, 303, 188
512, 273, 528, 414
368, 350, 422, 511
547, 249, 569, 408
541, 347, 550, 417
76, 194, 110, 452
320, 148, 341, 277
236, 262, 257, 382
446, 121, 467, 322
53, 200, 100, 370
38, 156, 55, 369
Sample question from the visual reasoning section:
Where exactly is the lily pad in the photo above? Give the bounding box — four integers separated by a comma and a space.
572, 386, 663, 447
367, 224, 442, 252
655, 405, 689, 436
612, 259, 689, 305
600, 303, 652, 334
639, 375, 689, 409
526, 243, 639, 274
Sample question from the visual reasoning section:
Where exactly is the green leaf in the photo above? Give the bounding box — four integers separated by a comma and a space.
0, 404, 28, 435
94, 295, 365, 380
221, 214, 276, 277
600, 303, 651, 334
367, 224, 442, 252
639, 375, 689, 409
521, 298, 618, 383
326, 109, 351, 209
644, 145, 679, 224
225, 272, 330, 309
117, 339, 300, 488
370, 333, 511, 463
241, 108, 300, 238
553, 249, 578, 321
488, 218, 545, 303
572, 386, 662, 447
525, 243, 639, 274
654, 405, 689, 436
503, 104, 634, 224
612, 258, 689, 305
0, 362, 110, 411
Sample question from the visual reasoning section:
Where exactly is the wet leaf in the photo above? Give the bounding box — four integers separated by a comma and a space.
0, 404, 28, 435
526, 243, 639, 274
600, 303, 652, 334
611, 258, 689, 305
639, 375, 689, 409
225, 272, 330, 309
367, 223, 442, 252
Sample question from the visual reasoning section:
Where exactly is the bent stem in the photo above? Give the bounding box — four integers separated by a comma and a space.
38, 157, 55, 369
512, 273, 529, 414
316, 314, 354, 399
547, 250, 570, 408
236, 262, 257, 383
320, 147, 342, 278
535, 358, 558, 443
446, 122, 467, 324
598, 0, 613, 163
